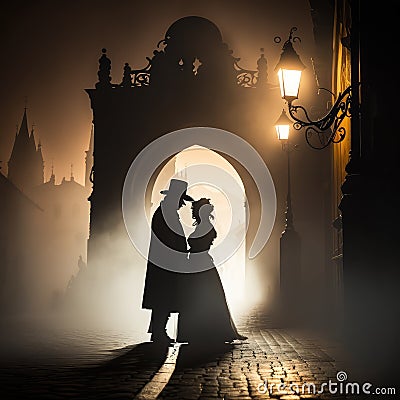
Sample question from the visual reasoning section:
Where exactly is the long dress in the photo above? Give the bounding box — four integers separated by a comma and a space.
177, 223, 246, 344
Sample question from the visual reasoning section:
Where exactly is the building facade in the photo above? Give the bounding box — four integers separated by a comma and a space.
1, 109, 91, 314
84, 16, 333, 323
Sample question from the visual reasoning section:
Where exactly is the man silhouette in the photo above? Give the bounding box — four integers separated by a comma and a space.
142, 178, 194, 343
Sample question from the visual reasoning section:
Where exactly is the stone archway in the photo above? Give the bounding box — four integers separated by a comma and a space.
140, 134, 275, 321
86, 14, 328, 327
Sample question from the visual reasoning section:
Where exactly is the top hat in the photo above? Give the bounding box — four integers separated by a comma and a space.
160, 179, 194, 201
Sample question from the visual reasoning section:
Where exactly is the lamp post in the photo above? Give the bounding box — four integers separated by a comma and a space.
274, 109, 301, 320
274, 27, 354, 150
275, 109, 294, 230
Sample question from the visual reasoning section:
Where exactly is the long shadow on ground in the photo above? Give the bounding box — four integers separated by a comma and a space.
0, 341, 169, 400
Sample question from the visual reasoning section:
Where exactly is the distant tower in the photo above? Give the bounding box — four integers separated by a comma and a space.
257, 47, 268, 86
48, 160, 56, 185
85, 125, 94, 189
8, 108, 44, 192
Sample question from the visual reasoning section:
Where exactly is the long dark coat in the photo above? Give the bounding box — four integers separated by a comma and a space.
142, 202, 188, 313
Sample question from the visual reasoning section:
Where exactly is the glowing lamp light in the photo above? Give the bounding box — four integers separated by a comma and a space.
273, 26, 354, 150
274, 109, 292, 140
277, 69, 302, 101
274, 27, 306, 102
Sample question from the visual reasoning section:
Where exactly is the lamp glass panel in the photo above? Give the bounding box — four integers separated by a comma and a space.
277, 68, 302, 100
275, 124, 290, 140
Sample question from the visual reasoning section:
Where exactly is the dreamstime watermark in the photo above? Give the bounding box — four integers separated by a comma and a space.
257, 371, 396, 396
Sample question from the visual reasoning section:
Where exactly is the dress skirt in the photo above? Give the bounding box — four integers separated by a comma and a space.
176, 256, 242, 344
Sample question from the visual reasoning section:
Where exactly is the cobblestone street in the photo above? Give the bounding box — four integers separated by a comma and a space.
0, 307, 359, 399
157, 311, 348, 400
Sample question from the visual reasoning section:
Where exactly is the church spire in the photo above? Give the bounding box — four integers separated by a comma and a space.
8, 107, 45, 192
49, 159, 56, 184
36, 138, 44, 183
19, 108, 30, 138
70, 163, 75, 181
29, 124, 36, 148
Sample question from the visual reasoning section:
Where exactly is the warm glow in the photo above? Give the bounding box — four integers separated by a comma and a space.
275, 124, 290, 140
152, 145, 248, 320
274, 109, 292, 141
277, 68, 302, 100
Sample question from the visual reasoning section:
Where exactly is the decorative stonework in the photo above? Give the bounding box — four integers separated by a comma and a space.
96, 16, 268, 90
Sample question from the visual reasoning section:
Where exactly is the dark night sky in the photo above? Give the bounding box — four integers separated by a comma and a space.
0, 0, 314, 184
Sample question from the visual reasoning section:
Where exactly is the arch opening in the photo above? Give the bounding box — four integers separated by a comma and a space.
151, 145, 253, 321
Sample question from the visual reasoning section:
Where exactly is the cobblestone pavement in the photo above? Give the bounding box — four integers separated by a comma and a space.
0, 309, 352, 399
158, 312, 349, 400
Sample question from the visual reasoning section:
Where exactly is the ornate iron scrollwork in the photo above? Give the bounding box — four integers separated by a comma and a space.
131, 58, 152, 87
89, 165, 94, 184
234, 59, 258, 88
288, 86, 353, 150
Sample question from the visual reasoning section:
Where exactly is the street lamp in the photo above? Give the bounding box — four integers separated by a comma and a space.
274, 109, 295, 230
274, 109, 301, 317
274, 108, 291, 141
274, 27, 354, 150
274, 28, 306, 104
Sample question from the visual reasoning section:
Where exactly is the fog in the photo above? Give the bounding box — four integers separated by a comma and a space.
0, 0, 326, 360
0, 0, 315, 183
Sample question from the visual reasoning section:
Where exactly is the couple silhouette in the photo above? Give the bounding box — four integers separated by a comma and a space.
142, 178, 246, 346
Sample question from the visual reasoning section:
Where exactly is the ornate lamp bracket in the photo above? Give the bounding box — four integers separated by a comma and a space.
288, 86, 352, 150
288, 85, 354, 150
274, 27, 357, 150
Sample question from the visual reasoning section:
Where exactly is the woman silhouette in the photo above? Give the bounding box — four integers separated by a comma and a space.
177, 198, 247, 345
